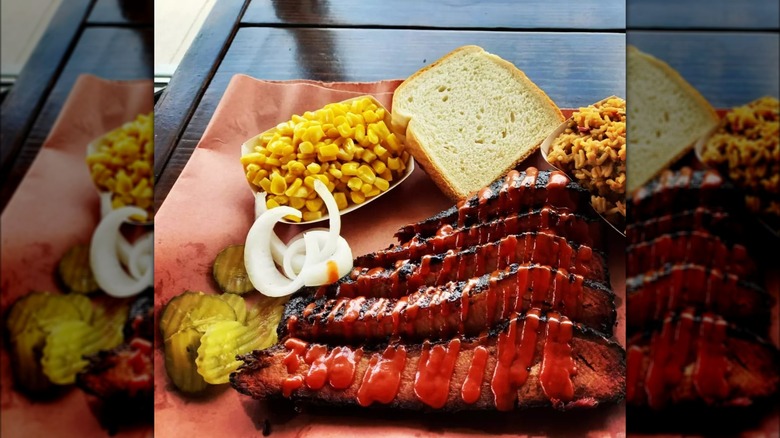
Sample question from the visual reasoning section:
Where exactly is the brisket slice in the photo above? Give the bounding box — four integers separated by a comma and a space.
629, 168, 742, 222
315, 232, 608, 300
394, 168, 592, 244
356, 207, 602, 269
626, 263, 773, 334
283, 263, 616, 342
626, 207, 741, 245
627, 231, 756, 278
626, 309, 779, 409
233, 311, 625, 411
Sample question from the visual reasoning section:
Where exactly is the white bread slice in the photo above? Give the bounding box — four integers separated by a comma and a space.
391, 45, 564, 201
626, 45, 719, 194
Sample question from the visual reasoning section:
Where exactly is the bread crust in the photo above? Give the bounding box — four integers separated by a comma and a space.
392, 45, 564, 201
626, 45, 720, 194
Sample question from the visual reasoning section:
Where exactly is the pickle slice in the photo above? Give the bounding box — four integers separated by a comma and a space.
164, 328, 208, 393
61, 294, 93, 322
159, 291, 236, 340
9, 326, 51, 393
41, 316, 125, 385
57, 244, 99, 294
6, 292, 52, 337
196, 320, 264, 384
212, 245, 254, 294
218, 293, 247, 324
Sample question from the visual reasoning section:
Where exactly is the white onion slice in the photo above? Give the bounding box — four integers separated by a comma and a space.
244, 206, 306, 297
128, 233, 153, 279
245, 180, 354, 297
90, 207, 151, 297
311, 180, 339, 264
255, 192, 288, 265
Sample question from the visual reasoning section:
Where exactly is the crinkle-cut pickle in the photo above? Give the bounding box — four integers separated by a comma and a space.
196, 320, 264, 385
212, 245, 254, 295
164, 328, 208, 394
58, 244, 99, 294
159, 291, 236, 340
218, 292, 247, 324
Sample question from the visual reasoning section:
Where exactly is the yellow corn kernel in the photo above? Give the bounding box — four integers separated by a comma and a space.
304, 176, 316, 188
303, 211, 323, 222
284, 214, 302, 223
363, 110, 378, 123
374, 177, 390, 192
387, 157, 401, 171
328, 167, 343, 179
265, 157, 281, 167
307, 162, 322, 174
313, 174, 330, 186
350, 191, 366, 204
290, 197, 306, 210
360, 183, 374, 196
381, 169, 394, 182
302, 125, 325, 143
355, 124, 366, 144
372, 160, 386, 174
319, 143, 339, 158
376, 108, 386, 120
385, 133, 402, 152
305, 198, 323, 212
258, 177, 272, 192
346, 112, 364, 127
374, 120, 391, 138
373, 145, 388, 159
357, 165, 376, 184
288, 161, 306, 174
266, 198, 280, 209
299, 141, 315, 154
367, 188, 381, 197
294, 186, 310, 198
240, 152, 264, 166
284, 178, 303, 197
270, 173, 287, 195
367, 127, 379, 145
333, 192, 348, 210
347, 177, 363, 191
337, 123, 354, 138
273, 195, 289, 205
342, 162, 359, 176
362, 149, 377, 164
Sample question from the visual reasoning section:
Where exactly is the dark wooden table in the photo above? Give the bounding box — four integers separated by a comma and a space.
627, 0, 779, 108
0, 0, 153, 211
153, 0, 627, 210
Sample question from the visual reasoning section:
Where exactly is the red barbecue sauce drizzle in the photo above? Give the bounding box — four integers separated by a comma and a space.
625, 345, 643, 403
414, 339, 462, 408
357, 346, 407, 406
281, 339, 363, 397
644, 310, 694, 408
693, 314, 729, 401
490, 310, 540, 411
461, 346, 489, 404
539, 313, 577, 404
326, 260, 340, 283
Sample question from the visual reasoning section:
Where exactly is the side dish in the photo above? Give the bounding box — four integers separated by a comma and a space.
546, 97, 626, 229
241, 96, 409, 222
701, 96, 779, 218
86, 112, 154, 219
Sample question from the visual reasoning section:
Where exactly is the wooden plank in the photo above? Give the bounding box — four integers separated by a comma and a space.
153, 0, 247, 182
0, 0, 92, 184
242, 0, 626, 30
155, 28, 626, 205
628, 0, 779, 30
0, 27, 153, 210
87, 0, 153, 25
628, 32, 779, 107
